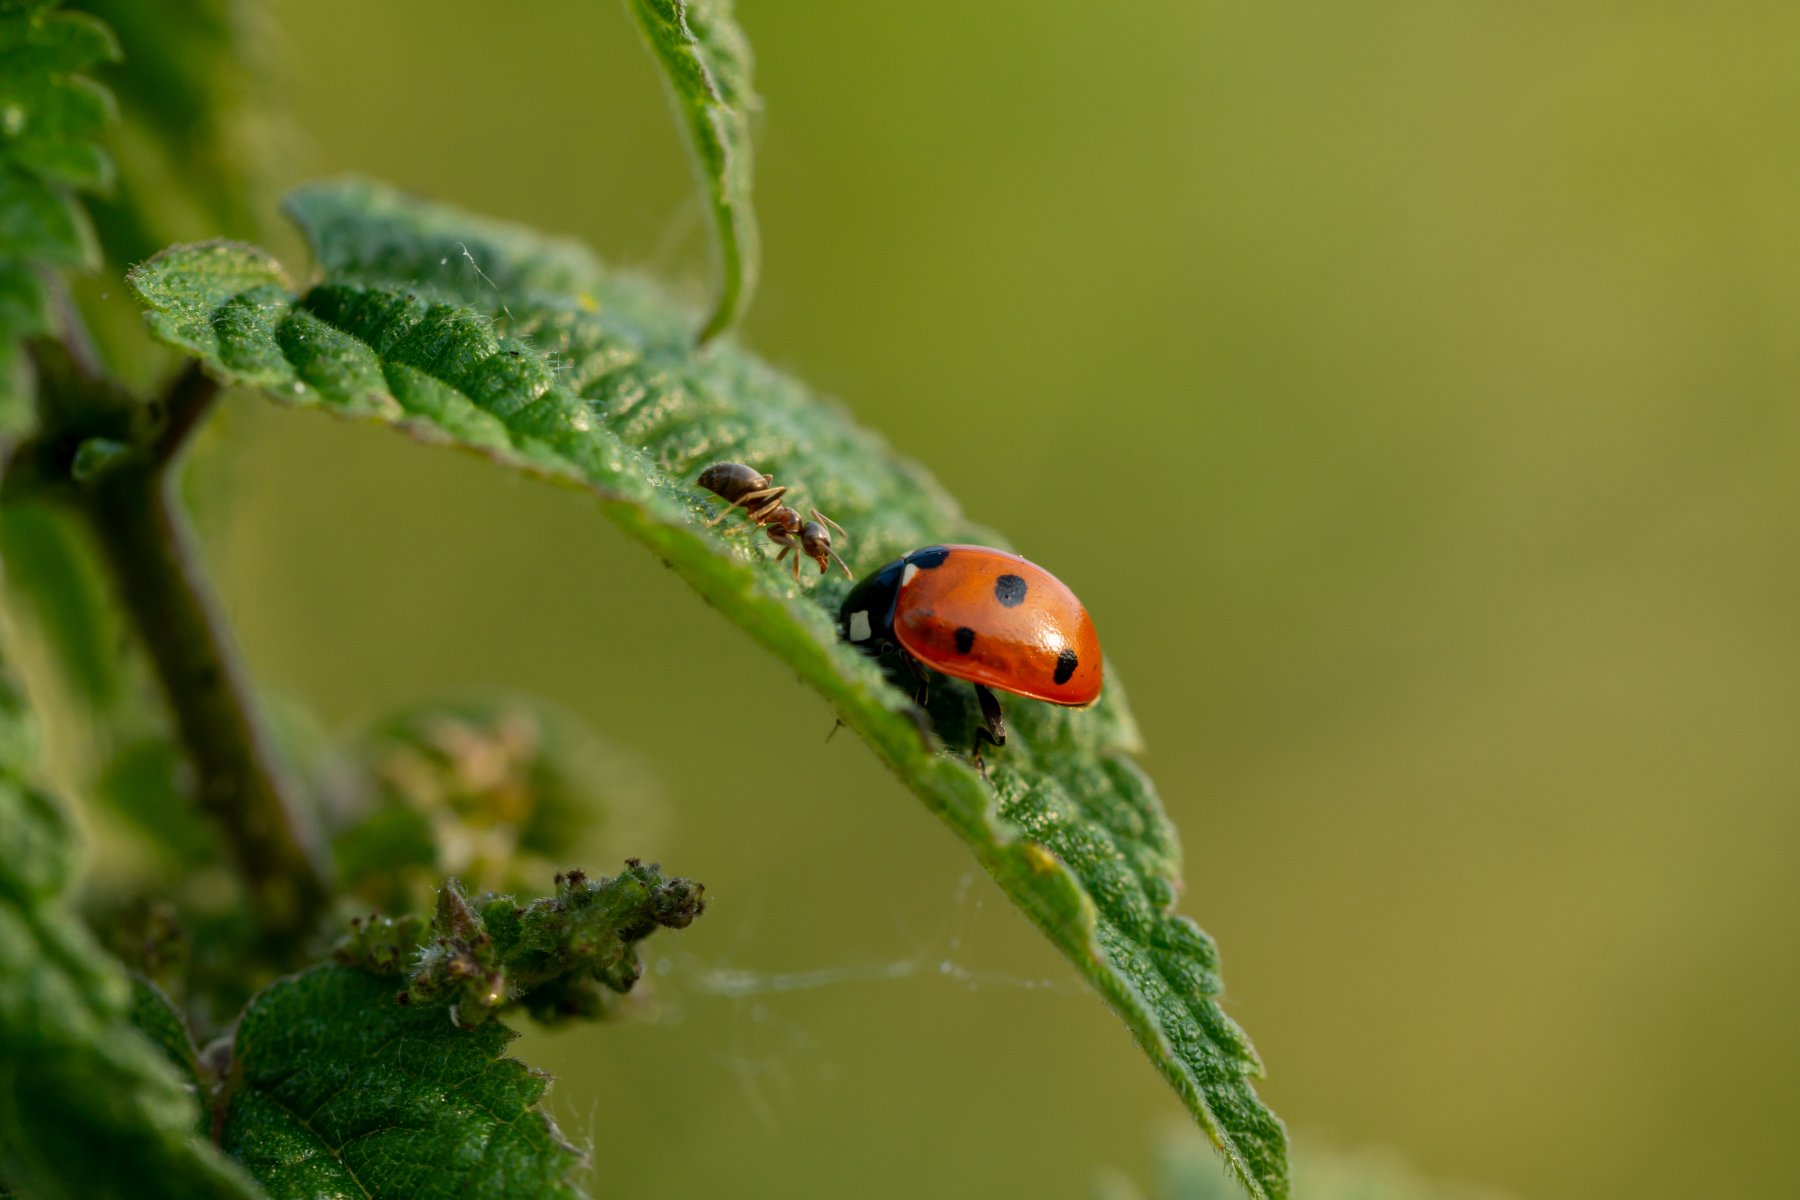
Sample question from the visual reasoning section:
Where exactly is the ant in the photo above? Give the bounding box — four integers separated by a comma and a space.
697, 462, 853, 580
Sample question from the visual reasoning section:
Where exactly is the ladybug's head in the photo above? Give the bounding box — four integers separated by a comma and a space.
837, 554, 910, 649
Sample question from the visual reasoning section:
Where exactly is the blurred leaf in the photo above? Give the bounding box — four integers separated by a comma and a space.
128, 973, 208, 1131
126, 179, 1289, 1198
331, 694, 660, 911
0, 643, 261, 1199
62, 0, 277, 392
66, 0, 265, 263
90, 734, 225, 867
100, 896, 188, 988
221, 965, 586, 1200
1103, 1129, 1513, 1200
0, 0, 117, 419
628, 0, 758, 342
0, 499, 125, 714
338, 863, 704, 1028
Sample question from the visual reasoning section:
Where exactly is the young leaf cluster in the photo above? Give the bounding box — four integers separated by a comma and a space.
330, 696, 654, 916
338, 863, 705, 1028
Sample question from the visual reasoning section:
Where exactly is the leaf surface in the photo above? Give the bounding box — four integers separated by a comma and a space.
129, 179, 1289, 1199
221, 966, 584, 1200
628, 0, 758, 341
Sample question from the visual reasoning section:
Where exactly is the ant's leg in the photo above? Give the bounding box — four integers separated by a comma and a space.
742, 487, 788, 523
770, 531, 804, 579
704, 485, 786, 527
705, 502, 742, 528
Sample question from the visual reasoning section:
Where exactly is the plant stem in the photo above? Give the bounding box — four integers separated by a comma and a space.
82, 364, 329, 945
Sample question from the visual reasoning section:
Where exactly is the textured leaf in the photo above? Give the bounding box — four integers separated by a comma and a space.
221, 965, 585, 1200
0, 644, 262, 1199
629, 0, 758, 341
128, 179, 1290, 1199
0, 0, 117, 413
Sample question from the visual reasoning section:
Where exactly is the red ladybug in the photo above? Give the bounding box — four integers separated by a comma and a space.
838, 544, 1102, 756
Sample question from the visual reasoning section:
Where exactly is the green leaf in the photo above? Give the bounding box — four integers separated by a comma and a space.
221, 965, 585, 1200
127, 178, 1290, 1199
628, 0, 758, 342
0, 643, 262, 1199
0, 0, 117, 409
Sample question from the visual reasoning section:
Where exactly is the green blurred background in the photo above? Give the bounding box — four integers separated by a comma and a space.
193, 1, 1800, 1196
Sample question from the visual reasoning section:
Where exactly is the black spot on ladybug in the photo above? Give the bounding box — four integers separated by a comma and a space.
1053, 649, 1079, 685
994, 574, 1028, 607
954, 626, 976, 654
908, 546, 951, 569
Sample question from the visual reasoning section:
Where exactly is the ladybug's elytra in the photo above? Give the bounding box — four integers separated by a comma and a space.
838, 544, 1102, 758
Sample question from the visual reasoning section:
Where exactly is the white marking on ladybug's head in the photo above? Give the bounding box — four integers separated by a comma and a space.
900, 562, 919, 586
848, 610, 873, 642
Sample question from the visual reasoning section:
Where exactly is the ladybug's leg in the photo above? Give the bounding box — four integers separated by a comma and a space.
903, 655, 931, 707
971, 685, 1006, 779
974, 685, 1007, 749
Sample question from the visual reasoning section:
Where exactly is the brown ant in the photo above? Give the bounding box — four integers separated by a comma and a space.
697, 462, 853, 580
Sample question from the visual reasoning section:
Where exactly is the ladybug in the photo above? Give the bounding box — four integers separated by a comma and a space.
838, 544, 1102, 757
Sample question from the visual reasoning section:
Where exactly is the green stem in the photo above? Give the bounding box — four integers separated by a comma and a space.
78, 363, 329, 945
